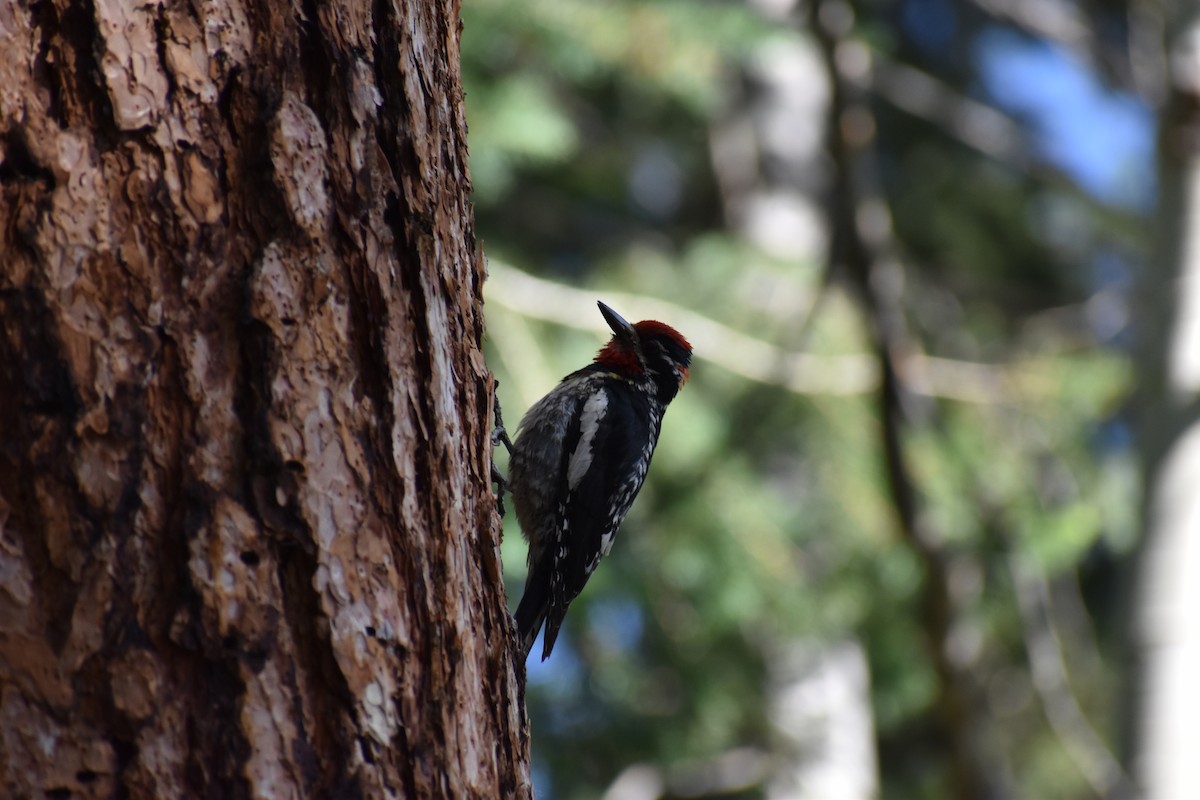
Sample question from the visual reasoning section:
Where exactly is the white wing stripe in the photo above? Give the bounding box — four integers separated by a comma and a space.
567, 390, 608, 490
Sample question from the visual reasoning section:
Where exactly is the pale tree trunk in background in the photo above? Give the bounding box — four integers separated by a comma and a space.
1132, 8, 1200, 799
767, 640, 878, 800
0, 0, 531, 796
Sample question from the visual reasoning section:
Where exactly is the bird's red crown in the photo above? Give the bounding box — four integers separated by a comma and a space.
595, 320, 692, 378
633, 320, 692, 352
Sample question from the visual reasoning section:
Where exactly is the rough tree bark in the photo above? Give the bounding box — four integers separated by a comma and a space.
0, 0, 531, 796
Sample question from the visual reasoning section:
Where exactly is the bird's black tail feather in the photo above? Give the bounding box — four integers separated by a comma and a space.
515, 554, 575, 660
539, 607, 567, 661
514, 569, 549, 659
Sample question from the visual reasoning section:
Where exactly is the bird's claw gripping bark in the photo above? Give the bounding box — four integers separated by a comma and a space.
491, 381, 513, 517
491, 463, 508, 518
492, 384, 514, 456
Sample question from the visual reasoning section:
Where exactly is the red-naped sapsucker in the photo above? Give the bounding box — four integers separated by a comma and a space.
510, 301, 692, 661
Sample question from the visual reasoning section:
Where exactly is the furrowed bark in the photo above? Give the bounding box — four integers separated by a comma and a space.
0, 0, 531, 796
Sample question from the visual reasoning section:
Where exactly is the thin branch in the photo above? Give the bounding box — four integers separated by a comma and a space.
486, 260, 1077, 404
1008, 553, 1136, 798
970, 0, 1091, 48
486, 259, 874, 395
963, 0, 1140, 94
870, 56, 1028, 165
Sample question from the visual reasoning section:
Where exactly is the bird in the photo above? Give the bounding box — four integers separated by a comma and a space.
507, 301, 692, 660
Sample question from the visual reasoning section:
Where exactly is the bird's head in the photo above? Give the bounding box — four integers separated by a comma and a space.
594, 301, 692, 404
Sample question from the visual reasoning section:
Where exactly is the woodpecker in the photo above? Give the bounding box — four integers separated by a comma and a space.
509, 301, 692, 661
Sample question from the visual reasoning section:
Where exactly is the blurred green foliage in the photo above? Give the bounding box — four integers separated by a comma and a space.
466, 1, 1143, 797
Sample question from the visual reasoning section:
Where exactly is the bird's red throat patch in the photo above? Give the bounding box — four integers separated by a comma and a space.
596, 340, 643, 375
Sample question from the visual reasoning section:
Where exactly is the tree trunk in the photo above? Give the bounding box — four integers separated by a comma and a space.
0, 0, 531, 796
1131, 7, 1200, 799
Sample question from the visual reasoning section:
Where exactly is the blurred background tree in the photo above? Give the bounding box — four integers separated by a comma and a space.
463, 0, 1183, 797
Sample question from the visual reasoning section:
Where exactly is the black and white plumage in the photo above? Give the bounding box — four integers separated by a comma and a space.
509, 301, 692, 661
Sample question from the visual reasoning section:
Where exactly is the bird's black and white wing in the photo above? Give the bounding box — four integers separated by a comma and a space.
536, 380, 656, 659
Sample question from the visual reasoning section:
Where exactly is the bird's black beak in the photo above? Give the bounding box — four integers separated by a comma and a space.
598, 301, 636, 342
